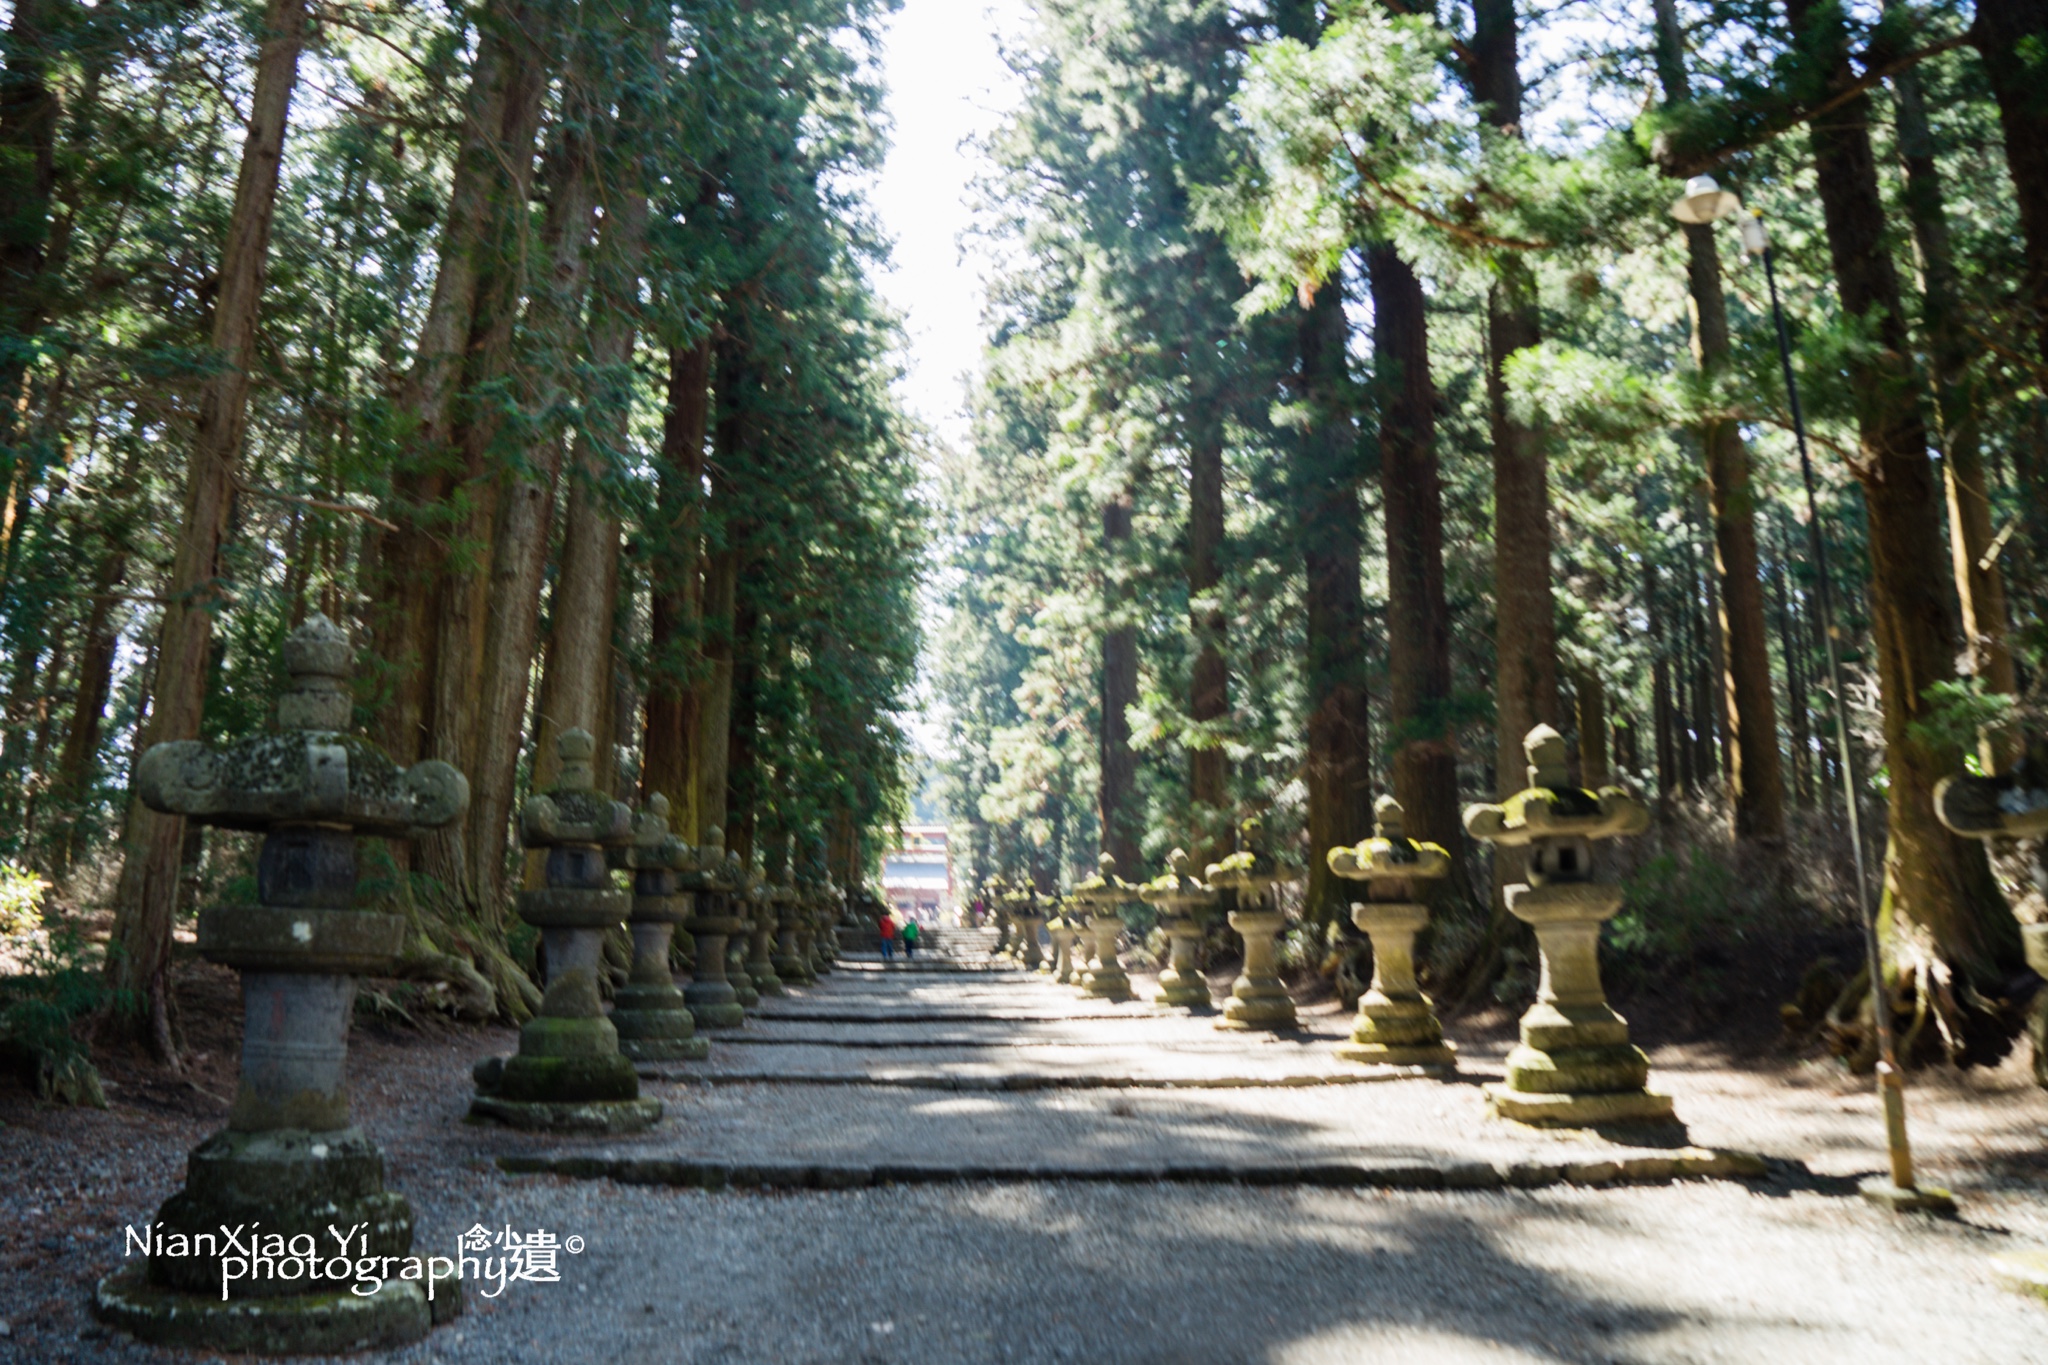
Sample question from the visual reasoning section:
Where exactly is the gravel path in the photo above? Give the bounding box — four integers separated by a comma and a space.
4, 955, 2046, 1362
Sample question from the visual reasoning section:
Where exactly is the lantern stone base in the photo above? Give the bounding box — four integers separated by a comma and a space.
1153, 921, 1210, 1007
748, 933, 784, 995
1338, 902, 1451, 1069
729, 945, 760, 1008
1218, 983, 1296, 1029
683, 923, 747, 1029
1154, 969, 1211, 1008
612, 983, 710, 1063
1082, 916, 1131, 1000
773, 926, 814, 984
94, 1262, 458, 1355
93, 1125, 457, 1354
1483, 1083, 1674, 1126
148, 1127, 413, 1296
1332, 1002, 1455, 1070
1217, 910, 1295, 1029
1484, 998, 1671, 1125
469, 1012, 661, 1134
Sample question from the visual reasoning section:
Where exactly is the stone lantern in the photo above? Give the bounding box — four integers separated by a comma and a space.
605, 794, 708, 1064
1937, 743, 2048, 1084
1463, 723, 1668, 1126
1069, 854, 1135, 1001
798, 879, 831, 978
677, 825, 747, 1030
742, 862, 782, 995
1138, 850, 1217, 1008
1004, 881, 1047, 972
770, 866, 814, 985
1045, 896, 1080, 983
1205, 818, 1300, 1030
1327, 796, 1455, 1071
983, 877, 1013, 958
95, 615, 470, 1353
470, 728, 660, 1134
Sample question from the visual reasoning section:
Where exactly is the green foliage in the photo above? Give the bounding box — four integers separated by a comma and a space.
0, 909, 113, 1106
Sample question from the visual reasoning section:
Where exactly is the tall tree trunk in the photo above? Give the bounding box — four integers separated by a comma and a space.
725, 595, 761, 867
1297, 280, 1373, 924
700, 331, 755, 853
48, 531, 126, 879
369, 0, 547, 773
1367, 242, 1461, 858
1186, 408, 1228, 849
1470, 0, 1560, 816
1889, 37, 2019, 768
1648, 561, 1677, 796
1973, 0, 2048, 366
1785, 0, 2021, 1051
0, 0, 62, 448
644, 339, 711, 839
106, 0, 308, 1058
1655, 0, 1785, 843
1099, 488, 1141, 874
464, 112, 598, 924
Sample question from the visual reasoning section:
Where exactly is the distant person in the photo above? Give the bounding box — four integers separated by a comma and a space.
902, 917, 920, 960
878, 911, 897, 962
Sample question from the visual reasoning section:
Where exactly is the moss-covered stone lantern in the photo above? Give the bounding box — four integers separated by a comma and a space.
1003, 880, 1047, 972
677, 825, 747, 1029
1463, 724, 1668, 1126
607, 793, 709, 1063
770, 865, 814, 986
1137, 850, 1217, 1008
95, 615, 469, 1353
741, 861, 782, 995
1069, 853, 1136, 1001
1205, 818, 1299, 1030
986, 876, 1016, 958
1327, 796, 1455, 1070
1045, 895, 1080, 983
470, 728, 660, 1134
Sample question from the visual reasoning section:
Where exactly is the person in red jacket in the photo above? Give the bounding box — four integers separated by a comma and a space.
878, 911, 897, 963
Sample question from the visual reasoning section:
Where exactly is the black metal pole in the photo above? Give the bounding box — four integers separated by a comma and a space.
1760, 238, 1918, 1193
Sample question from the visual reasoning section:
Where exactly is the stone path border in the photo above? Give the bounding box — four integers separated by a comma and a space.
498, 1147, 1771, 1191
640, 1068, 1443, 1088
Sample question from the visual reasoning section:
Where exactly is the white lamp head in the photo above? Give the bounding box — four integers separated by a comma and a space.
1669, 173, 1743, 225
1739, 211, 1770, 255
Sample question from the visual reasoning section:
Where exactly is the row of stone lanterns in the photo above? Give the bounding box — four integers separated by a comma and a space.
1032, 726, 1667, 1127
97, 616, 851, 1353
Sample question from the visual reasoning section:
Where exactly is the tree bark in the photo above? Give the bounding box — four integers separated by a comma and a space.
369, 0, 547, 774
1367, 242, 1461, 857
1973, 0, 2048, 366
1470, 0, 1560, 816
1785, 0, 2021, 1048
643, 339, 712, 838
1297, 280, 1373, 924
0, 0, 63, 447
463, 113, 598, 923
1889, 38, 2019, 767
1099, 488, 1141, 875
1186, 408, 1228, 842
107, 0, 308, 1057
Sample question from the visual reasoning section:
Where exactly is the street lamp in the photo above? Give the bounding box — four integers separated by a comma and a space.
1667, 181, 1952, 1214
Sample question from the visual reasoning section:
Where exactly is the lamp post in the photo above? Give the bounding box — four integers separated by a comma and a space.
1669, 176, 1949, 1212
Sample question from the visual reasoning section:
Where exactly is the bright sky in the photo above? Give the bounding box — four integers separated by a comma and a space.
869, 0, 1030, 782
869, 0, 1029, 449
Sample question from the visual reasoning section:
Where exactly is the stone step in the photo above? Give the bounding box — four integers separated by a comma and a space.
499, 1148, 1773, 1193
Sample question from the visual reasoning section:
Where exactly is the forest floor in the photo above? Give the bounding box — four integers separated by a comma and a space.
3, 948, 2047, 1363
